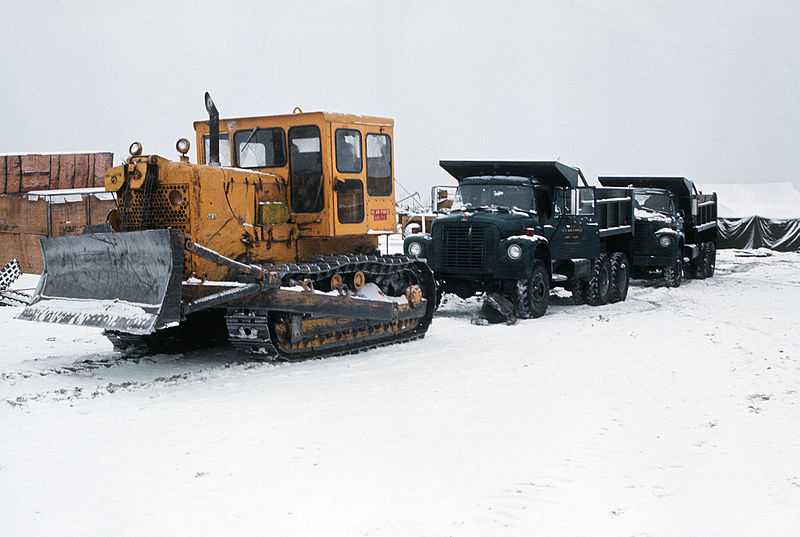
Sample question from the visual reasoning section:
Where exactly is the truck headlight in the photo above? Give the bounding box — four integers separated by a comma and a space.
407, 241, 423, 256
507, 244, 522, 259
659, 235, 672, 248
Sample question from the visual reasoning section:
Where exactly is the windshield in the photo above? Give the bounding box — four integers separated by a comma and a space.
635, 192, 672, 214
452, 184, 536, 212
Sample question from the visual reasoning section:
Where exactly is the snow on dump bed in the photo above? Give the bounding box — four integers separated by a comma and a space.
2, 250, 800, 536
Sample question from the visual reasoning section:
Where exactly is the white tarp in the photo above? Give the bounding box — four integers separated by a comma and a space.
698, 182, 800, 251
699, 182, 800, 219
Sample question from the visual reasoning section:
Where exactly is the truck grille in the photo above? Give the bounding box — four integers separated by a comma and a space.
439, 223, 492, 272
633, 221, 653, 251
120, 183, 190, 235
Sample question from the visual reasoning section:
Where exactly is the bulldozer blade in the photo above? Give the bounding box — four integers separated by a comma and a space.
18, 229, 185, 335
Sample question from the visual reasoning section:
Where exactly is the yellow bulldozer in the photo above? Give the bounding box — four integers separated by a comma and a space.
19, 94, 435, 359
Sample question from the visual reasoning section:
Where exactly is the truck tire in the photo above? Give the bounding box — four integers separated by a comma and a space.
609, 252, 630, 303
703, 242, 716, 278
694, 253, 707, 279
586, 253, 611, 306
515, 260, 549, 319
664, 257, 682, 287
685, 249, 706, 280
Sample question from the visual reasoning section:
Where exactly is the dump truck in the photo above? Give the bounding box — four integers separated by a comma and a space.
18, 94, 435, 359
598, 177, 718, 283
403, 161, 635, 320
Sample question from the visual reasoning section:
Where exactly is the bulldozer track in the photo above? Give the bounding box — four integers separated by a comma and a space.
225, 253, 436, 360
107, 254, 435, 361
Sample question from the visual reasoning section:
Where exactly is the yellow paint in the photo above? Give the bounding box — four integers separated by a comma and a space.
105, 109, 400, 280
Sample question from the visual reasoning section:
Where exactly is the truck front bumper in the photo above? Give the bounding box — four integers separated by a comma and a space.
633, 254, 674, 268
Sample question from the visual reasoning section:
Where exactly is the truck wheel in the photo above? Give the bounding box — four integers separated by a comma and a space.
586, 253, 611, 306
609, 252, 630, 303
683, 260, 695, 279
693, 251, 707, 280
703, 242, 716, 278
515, 261, 549, 319
664, 257, 682, 287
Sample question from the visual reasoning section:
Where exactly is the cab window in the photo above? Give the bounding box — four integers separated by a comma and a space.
336, 179, 364, 223
234, 128, 286, 168
576, 188, 595, 215
366, 133, 392, 196
335, 129, 362, 173
202, 133, 231, 166
288, 125, 323, 213
555, 187, 595, 215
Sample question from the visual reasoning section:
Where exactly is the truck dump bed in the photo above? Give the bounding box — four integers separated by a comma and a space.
594, 187, 635, 237
440, 160, 586, 188
598, 176, 717, 232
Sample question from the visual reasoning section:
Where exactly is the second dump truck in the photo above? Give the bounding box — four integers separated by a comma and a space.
404, 161, 636, 319
598, 176, 718, 286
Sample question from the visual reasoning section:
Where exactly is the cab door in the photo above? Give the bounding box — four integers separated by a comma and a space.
330, 123, 367, 235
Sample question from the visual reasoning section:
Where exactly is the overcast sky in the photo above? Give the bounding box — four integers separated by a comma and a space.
2, 0, 798, 203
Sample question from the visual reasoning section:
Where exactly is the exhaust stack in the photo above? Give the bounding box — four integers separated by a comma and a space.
205, 92, 220, 166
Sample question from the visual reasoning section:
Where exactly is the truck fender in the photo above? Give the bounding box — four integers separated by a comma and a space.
403, 233, 433, 260
498, 235, 549, 280
655, 228, 681, 253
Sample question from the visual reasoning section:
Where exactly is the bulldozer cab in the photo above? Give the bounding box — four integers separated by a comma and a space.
193, 112, 396, 238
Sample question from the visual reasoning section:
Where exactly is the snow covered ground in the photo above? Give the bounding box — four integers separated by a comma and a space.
2, 248, 799, 536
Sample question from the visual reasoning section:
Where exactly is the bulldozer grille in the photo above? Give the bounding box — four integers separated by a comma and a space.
120, 183, 190, 234
439, 223, 491, 272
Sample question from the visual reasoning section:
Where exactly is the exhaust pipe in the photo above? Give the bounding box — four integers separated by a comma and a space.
205, 92, 220, 166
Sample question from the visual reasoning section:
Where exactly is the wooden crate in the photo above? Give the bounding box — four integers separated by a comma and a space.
0, 192, 117, 273
0, 232, 45, 274
1, 152, 114, 195
0, 196, 47, 235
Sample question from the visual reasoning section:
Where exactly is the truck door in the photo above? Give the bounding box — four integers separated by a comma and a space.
331, 123, 366, 235
549, 187, 601, 260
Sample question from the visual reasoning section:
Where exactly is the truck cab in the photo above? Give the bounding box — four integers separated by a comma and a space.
405, 161, 636, 320
630, 187, 685, 286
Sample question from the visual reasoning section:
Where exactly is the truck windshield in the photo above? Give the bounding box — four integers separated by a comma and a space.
635, 192, 672, 215
452, 184, 535, 212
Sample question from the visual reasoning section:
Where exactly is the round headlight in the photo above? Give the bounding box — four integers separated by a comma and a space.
408, 241, 423, 256
659, 235, 672, 248
176, 138, 191, 155
507, 243, 523, 259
